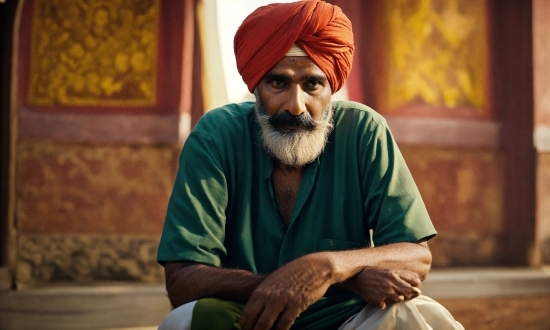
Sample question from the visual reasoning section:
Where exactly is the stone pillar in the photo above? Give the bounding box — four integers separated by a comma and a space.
533, 0, 550, 266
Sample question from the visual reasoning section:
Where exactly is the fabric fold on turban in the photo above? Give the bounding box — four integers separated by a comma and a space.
234, 0, 354, 93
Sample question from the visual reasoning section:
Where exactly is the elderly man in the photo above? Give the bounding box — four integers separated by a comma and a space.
157, 1, 463, 329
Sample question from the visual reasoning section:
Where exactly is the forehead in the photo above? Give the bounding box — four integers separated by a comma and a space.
268, 56, 327, 78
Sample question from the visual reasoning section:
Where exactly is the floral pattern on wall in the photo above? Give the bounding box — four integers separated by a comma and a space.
27, 0, 159, 106
387, 0, 487, 111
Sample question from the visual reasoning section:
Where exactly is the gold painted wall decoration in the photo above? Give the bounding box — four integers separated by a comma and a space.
386, 0, 487, 111
27, 0, 159, 106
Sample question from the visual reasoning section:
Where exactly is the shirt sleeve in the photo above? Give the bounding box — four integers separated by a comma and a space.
157, 131, 228, 267
360, 118, 437, 246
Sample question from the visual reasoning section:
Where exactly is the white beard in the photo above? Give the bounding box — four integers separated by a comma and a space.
254, 91, 333, 167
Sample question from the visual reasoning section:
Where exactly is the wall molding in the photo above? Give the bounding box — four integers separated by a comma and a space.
18, 108, 182, 145
18, 111, 505, 148
386, 116, 501, 149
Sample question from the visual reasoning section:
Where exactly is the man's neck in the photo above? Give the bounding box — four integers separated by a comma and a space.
272, 161, 304, 226
273, 161, 304, 174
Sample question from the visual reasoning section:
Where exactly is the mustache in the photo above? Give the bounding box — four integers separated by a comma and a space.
268, 111, 315, 130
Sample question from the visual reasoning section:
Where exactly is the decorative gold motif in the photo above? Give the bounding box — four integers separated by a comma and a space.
387, 0, 487, 111
27, 0, 159, 106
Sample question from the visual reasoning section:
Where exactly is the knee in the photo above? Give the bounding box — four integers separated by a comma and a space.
191, 298, 245, 329
158, 301, 196, 330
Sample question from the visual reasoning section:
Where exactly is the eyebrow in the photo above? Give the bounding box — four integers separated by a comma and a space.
263, 72, 291, 81
263, 72, 327, 84
302, 74, 327, 84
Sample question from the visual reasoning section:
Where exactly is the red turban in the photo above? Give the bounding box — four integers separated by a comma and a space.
234, 0, 354, 93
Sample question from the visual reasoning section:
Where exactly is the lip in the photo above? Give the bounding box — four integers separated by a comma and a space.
279, 125, 301, 130
274, 125, 308, 133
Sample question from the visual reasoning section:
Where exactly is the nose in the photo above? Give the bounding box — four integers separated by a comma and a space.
284, 85, 307, 116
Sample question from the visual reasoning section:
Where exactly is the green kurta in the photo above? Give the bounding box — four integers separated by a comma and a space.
157, 100, 436, 328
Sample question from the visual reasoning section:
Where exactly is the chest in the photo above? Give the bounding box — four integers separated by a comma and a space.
222, 151, 370, 273
271, 168, 303, 226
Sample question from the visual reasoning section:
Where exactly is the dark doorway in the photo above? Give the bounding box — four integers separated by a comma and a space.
1, 0, 19, 289
490, 0, 536, 265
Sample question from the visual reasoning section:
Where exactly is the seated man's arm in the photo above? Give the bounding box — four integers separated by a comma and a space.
336, 240, 431, 281
239, 240, 430, 330
335, 240, 431, 308
164, 261, 265, 308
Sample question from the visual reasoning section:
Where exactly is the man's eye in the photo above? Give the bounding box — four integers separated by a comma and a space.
307, 80, 322, 88
267, 79, 286, 89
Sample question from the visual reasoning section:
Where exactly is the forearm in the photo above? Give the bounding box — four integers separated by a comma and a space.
164, 262, 265, 308
326, 241, 432, 283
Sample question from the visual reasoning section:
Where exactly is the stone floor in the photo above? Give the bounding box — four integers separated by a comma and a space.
422, 268, 550, 330
0, 268, 549, 330
440, 295, 550, 330
0, 283, 171, 330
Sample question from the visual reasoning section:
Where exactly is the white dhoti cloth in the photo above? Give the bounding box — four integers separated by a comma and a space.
338, 296, 464, 330
158, 300, 196, 330
158, 296, 463, 330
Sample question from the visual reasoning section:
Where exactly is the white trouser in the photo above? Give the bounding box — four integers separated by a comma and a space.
158, 300, 196, 330
158, 296, 464, 330
338, 295, 464, 330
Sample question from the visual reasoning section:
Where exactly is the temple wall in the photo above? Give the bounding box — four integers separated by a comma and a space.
401, 146, 505, 266
11, 0, 191, 287
9, 0, 547, 287
15, 141, 177, 285
17, 141, 176, 235
342, 0, 516, 266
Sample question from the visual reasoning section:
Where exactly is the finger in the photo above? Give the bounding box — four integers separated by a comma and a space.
275, 296, 311, 330
384, 290, 406, 304
410, 286, 422, 299
382, 280, 408, 303
254, 312, 278, 330
379, 301, 386, 310
391, 277, 421, 300
396, 288, 418, 301
398, 271, 421, 287
253, 303, 288, 330
251, 299, 288, 330
381, 269, 417, 291
400, 283, 422, 300
274, 308, 300, 330
239, 297, 265, 330
394, 295, 405, 304
364, 280, 402, 306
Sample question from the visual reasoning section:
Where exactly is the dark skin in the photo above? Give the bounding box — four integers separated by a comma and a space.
164, 57, 432, 330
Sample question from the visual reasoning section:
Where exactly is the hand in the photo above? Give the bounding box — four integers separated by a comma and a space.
344, 267, 421, 309
239, 253, 334, 330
